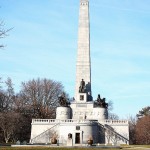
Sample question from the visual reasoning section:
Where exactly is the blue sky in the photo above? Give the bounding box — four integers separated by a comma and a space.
0, 0, 150, 118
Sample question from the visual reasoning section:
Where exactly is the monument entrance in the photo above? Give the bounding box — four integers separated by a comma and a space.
75, 133, 80, 144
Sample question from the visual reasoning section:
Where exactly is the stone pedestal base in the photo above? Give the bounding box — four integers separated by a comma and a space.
67, 138, 73, 146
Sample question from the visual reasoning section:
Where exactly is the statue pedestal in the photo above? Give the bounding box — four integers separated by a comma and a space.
78, 93, 87, 103
67, 138, 73, 146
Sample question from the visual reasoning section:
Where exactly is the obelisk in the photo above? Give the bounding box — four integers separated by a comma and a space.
75, 0, 92, 101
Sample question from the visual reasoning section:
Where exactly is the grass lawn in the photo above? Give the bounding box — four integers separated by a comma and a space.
0, 148, 122, 150
0, 145, 150, 150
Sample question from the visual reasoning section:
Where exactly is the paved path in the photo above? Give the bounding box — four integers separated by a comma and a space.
125, 146, 150, 150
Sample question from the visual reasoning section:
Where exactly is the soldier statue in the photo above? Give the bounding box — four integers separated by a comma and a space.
96, 94, 108, 109
58, 92, 70, 107
79, 79, 86, 93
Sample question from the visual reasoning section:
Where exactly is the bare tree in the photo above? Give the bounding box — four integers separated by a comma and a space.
0, 78, 15, 112
127, 115, 137, 144
105, 127, 113, 144
0, 112, 20, 143
135, 115, 150, 144
107, 100, 119, 120
136, 106, 150, 119
0, 21, 12, 48
0, 91, 7, 112
108, 113, 119, 120
0, 78, 66, 143
105, 125, 119, 145
0, 78, 19, 143
0, 77, 67, 143
5, 78, 15, 110
19, 78, 65, 118
0, 77, 2, 89
108, 100, 113, 112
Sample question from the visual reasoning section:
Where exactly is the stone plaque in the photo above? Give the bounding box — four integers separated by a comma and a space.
76, 104, 87, 107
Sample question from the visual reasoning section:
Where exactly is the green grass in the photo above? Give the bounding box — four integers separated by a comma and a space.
0, 147, 121, 150
0, 148, 121, 150
0, 145, 150, 150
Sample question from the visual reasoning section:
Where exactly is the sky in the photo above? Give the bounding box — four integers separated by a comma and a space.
0, 0, 150, 119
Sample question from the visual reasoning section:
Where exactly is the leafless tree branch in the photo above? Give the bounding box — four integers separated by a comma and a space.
0, 20, 13, 48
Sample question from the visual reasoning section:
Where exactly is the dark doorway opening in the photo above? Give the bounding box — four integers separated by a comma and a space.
75, 133, 80, 144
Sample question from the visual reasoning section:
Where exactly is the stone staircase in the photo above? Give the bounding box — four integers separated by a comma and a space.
30, 123, 60, 144
97, 121, 129, 144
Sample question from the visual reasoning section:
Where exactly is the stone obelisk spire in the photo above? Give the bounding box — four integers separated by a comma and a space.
75, 0, 92, 101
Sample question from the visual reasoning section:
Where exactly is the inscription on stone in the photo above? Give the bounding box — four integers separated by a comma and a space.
76, 104, 87, 108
